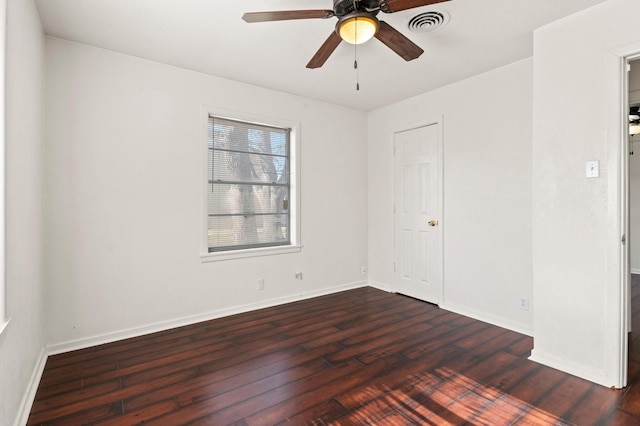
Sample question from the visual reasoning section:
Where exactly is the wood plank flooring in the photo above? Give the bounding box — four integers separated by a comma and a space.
27, 280, 640, 425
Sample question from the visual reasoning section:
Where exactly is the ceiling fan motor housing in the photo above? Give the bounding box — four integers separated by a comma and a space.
333, 0, 381, 16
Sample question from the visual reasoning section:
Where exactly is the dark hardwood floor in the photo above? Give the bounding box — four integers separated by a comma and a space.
26, 278, 640, 425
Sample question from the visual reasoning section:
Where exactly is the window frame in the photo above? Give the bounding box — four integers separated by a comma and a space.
200, 106, 301, 262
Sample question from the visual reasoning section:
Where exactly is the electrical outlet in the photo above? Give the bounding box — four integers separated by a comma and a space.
257, 278, 264, 291
295, 272, 303, 280
519, 297, 529, 311
361, 266, 367, 277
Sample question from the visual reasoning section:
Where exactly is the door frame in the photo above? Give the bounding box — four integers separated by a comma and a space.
619, 54, 631, 389
610, 45, 640, 389
616, 50, 640, 389
392, 116, 444, 304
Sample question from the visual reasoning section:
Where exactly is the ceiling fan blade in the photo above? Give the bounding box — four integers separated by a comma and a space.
242, 10, 333, 23
307, 32, 343, 69
375, 21, 424, 61
380, 0, 450, 13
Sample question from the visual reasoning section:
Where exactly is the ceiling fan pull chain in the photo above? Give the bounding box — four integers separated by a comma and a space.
354, 19, 360, 91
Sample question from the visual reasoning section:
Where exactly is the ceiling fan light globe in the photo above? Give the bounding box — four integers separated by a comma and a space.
338, 15, 378, 45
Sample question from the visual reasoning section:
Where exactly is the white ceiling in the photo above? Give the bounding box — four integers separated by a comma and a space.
34, 0, 606, 111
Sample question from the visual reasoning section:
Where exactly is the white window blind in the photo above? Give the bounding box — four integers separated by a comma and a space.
207, 115, 291, 252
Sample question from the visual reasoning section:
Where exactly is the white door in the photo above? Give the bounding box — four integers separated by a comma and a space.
394, 123, 442, 304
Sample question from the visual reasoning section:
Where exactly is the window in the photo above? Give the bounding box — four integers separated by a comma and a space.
201, 107, 300, 261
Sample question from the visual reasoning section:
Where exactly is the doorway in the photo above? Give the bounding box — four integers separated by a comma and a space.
393, 121, 443, 304
627, 59, 640, 385
628, 60, 640, 279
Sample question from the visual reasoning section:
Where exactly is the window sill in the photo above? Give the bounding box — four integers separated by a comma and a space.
0, 318, 10, 337
201, 245, 302, 262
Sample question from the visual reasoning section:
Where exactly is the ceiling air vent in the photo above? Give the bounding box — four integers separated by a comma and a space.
407, 11, 449, 33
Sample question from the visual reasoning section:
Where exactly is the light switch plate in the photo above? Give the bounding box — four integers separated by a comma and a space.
586, 160, 599, 178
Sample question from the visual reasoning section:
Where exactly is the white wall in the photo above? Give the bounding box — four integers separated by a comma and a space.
368, 58, 533, 335
0, 0, 45, 425
43, 37, 368, 349
531, 0, 640, 387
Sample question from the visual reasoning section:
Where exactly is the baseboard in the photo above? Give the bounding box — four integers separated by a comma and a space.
368, 280, 392, 293
14, 346, 47, 426
631, 269, 640, 275
365, 282, 532, 335
529, 348, 610, 388
46, 280, 369, 355
439, 301, 533, 337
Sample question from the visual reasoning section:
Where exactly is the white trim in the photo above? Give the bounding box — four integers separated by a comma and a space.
0, 0, 6, 332
529, 348, 609, 388
631, 269, 640, 275
0, 317, 9, 337
13, 347, 47, 426
440, 301, 533, 337
615, 53, 629, 389
200, 105, 302, 262
201, 244, 302, 262
46, 280, 367, 355
369, 280, 392, 293
343, 279, 532, 336
346, 279, 533, 336
606, 43, 640, 390
0, 318, 11, 336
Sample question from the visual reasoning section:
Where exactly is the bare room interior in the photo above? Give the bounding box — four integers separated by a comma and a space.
3, 0, 640, 424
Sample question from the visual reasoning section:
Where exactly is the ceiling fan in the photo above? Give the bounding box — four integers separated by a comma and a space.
242, 0, 451, 69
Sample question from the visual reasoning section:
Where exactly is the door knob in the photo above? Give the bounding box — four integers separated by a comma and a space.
428, 220, 438, 227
